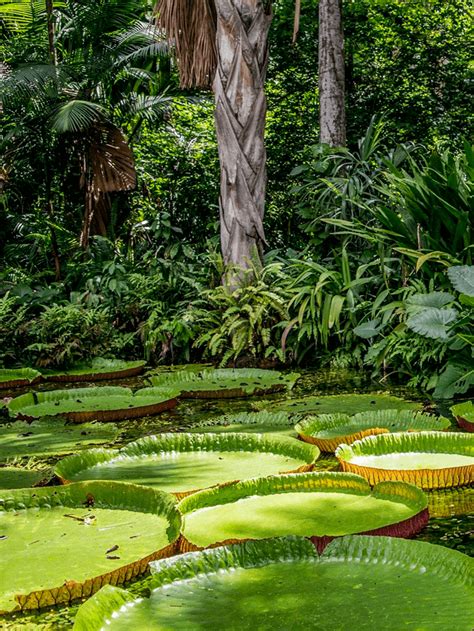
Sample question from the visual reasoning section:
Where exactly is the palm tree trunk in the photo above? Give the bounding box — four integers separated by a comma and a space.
214, 0, 271, 277
319, 0, 346, 146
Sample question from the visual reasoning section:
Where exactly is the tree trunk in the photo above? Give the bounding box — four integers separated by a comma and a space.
319, 0, 346, 146
45, 0, 57, 65
214, 0, 271, 280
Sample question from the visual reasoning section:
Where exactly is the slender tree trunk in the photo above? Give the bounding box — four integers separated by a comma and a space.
214, 0, 271, 279
45, 0, 57, 65
319, 0, 346, 146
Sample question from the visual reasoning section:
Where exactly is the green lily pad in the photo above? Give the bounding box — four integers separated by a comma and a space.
189, 411, 295, 437
43, 359, 146, 383
146, 363, 213, 375
336, 432, 474, 489
73, 536, 474, 631
0, 468, 46, 489
7, 387, 179, 423
296, 409, 451, 452
148, 368, 300, 399
178, 472, 428, 549
451, 401, 474, 432
0, 481, 181, 613
55, 433, 319, 498
0, 369, 43, 390
0, 419, 120, 462
255, 393, 422, 415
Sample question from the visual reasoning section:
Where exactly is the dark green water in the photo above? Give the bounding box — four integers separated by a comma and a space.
1, 368, 472, 629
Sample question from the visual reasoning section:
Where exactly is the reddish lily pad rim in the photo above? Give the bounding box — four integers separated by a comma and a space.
177, 471, 429, 552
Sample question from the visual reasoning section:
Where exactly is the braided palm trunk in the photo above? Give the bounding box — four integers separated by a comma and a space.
214, 0, 272, 275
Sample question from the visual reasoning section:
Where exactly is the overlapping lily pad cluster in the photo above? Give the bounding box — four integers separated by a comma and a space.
0, 365, 473, 628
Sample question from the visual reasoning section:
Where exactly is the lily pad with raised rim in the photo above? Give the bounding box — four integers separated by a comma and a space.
73, 535, 474, 631
0, 481, 181, 613
148, 368, 300, 399
0, 369, 43, 390
451, 401, 474, 433
178, 472, 428, 551
43, 358, 146, 383
255, 393, 422, 415
0, 419, 120, 462
189, 411, 295, 436
55, 433, 319, 498
7, 386, 179, 423
336, 432, 474, 489
296, 409, 451, 452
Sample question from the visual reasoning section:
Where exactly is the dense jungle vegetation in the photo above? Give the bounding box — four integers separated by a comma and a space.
1, 0, 473, 399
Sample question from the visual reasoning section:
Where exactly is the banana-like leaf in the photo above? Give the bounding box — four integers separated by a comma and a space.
447, 265, 474, 297
74, 536, 474, 630
178, 471, 428, 550
55, 433, 319, 498
0, 419, 120, 462
451, 401, 474, 433
296, 409, 451, 452
336, 431, 474, 489
189, 411, 295, 436
7, 386, 179, 423
43, 358, 146, 383
148, 368, 300, 399
0, 368, 42, 389
255, 393, 421, 415
0, 481, 181, 613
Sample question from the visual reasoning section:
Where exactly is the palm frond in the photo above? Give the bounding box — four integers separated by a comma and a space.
87, 123, 136, 195
52, 100, 107, 133
0, 0, 47, 31
120, 93, 173, 122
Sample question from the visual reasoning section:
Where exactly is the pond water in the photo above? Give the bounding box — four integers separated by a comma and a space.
1, 367, 472, 629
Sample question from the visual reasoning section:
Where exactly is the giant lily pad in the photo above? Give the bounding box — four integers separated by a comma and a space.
296, 409, 451, 452
55, 433, 319, 498
0, 467, 46, 489
255, 393, 422, 415
0, 419, 120, 462
148, 368, 300, 399
7, 386, 179, 423
178, 472, 428, 551
0, 481, 181, 613
336, 432, 474, 489
0, 368, 43, 390
451, 401, 474, 433
44, 358, 146, 383
73, 535, 474, 631
189, 411, 295, 437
